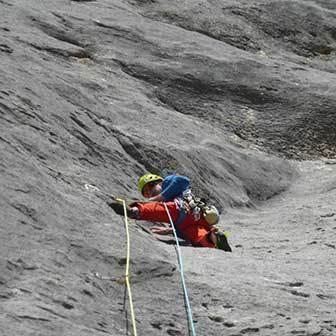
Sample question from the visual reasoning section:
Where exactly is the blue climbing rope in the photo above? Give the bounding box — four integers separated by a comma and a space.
163, 202, 197, 336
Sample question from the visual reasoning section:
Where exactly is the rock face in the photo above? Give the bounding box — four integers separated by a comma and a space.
0, 1, 335, 336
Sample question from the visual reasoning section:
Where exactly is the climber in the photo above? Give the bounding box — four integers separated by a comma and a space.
107, 173, 232, 252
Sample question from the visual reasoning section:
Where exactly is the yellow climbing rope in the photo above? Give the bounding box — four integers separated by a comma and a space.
116, 198, 138, 336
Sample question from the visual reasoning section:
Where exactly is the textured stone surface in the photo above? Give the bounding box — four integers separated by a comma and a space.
1, 1, 336, 335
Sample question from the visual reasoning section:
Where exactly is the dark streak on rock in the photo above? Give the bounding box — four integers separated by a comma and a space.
70, 114, 91, 131
7, 259, 38, 271
82, 288, 94, 297
30, 16, 85, 48
167, 328, 183, 336
151, 322, 162, 330
29, 43, 92, 60
290, 290, 310, 298
316, 293, 334, 300
0, 44, 13, 53
284, 281, 304, 287
0, 0, 13, 6
241, 327, 260, 334
36, 305, 67, 319
11, 203, 38, 222
320, 213, 335, 218
16, 315, 51, 322
61, 301, 74, 309
92, 327, 109, 333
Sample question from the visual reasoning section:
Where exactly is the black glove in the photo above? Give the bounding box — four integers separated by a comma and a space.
108, 201, 139, 219
108, 201, 126, 216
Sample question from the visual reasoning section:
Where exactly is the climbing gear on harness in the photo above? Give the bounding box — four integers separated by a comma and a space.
181, 190, 202, 221
214, 230, 232, 252
163, 202, 197, 336
182, 190, 220, 225
138, 173, 163, 194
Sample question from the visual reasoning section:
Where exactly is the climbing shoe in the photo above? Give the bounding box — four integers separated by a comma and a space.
108, 201, 139, 219
215, 231, 232, 252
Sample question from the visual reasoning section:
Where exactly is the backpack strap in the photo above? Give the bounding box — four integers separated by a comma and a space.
175, 208, 188, 226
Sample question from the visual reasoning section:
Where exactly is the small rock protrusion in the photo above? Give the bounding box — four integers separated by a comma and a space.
320, 213, 335, 218
82, 289, 94, 297
61, 301, 74, 310
223, 321, 235, 327
98, 321, 107, 328
290, 329, 306, 334
286, 281, 304, 287
261, 324, 275, 329
167, 328, 182, 336
240, 327, 260, 334
299, 319, 311, 324
151, 322, 162, 330
0, 44, 13, 53
208, 314, 224, 323
290, 290, 310, 298
118, 258, 127, 266
316, 293, 333, 300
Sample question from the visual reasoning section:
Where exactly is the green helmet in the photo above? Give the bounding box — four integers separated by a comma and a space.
138, 173, 163, 195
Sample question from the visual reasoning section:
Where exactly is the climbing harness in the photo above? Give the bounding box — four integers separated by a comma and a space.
117, 198, 138, 336
163, 202, 197, 336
